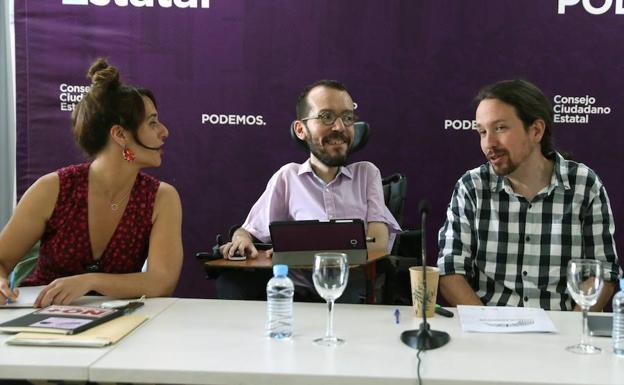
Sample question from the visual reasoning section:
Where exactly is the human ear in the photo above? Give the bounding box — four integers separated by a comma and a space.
293, 120, 308, 140
109, 124, 127, 147
530, 119, 546, 143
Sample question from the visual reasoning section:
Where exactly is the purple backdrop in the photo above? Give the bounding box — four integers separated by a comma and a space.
14, 0, 624, 298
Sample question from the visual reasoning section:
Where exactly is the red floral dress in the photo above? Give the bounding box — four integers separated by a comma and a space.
21, 163, 160, 286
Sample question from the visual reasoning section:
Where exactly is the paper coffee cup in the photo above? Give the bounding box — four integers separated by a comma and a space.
409, 266, 439, 317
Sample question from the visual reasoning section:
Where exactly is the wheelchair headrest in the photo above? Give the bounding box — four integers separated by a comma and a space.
290, 121, 370, 154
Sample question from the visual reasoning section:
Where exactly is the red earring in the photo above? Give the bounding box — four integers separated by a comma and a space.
123, 146, 135, 162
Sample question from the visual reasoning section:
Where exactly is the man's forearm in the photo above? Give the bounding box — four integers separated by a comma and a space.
572, 281, 615, 312
366, 222, 390, 253
439, 274, 483, 306
591, 281, 615, 311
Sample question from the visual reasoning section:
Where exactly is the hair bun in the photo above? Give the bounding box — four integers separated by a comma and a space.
87, 58, 120, 90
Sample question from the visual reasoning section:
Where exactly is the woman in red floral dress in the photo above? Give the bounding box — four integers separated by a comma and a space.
0, 58, 183, 307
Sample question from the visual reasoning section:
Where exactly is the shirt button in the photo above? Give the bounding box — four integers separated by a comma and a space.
524, 296, 529, 302
525, 236, 530, 242
522, 271, 528, 277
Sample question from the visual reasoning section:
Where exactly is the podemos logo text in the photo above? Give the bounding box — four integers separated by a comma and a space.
559, 0, 624, 14
201, 114, 266, 126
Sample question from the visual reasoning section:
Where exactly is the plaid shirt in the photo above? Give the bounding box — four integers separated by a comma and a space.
437, 152, 621, 310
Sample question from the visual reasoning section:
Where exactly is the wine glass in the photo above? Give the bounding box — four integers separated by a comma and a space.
566, 259, 604, 354
312, 252, 349, 346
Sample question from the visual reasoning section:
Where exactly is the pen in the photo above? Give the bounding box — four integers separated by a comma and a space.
435, 304, 454, 318
122, 301, 145, 314
394, 308, 400, 324
5, 270, 15, 305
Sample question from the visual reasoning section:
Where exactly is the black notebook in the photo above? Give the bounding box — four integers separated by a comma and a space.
0, 305, 123, 335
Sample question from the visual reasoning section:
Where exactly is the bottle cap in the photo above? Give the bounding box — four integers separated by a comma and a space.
273, 264, 288, 277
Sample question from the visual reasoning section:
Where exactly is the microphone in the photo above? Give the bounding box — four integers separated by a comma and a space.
418, 200, 430, 215
401, 199, 450, 350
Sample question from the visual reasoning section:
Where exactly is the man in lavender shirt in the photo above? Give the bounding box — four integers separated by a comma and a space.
218, 80, 401, 302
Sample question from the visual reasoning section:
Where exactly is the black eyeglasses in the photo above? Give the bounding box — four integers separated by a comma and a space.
301, 111, 358, 127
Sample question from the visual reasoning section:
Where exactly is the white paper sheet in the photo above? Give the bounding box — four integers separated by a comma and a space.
457, 305, 557, 333
0, 285, 46, 308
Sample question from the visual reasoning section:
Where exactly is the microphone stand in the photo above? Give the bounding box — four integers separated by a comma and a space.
401, 201, 450, 350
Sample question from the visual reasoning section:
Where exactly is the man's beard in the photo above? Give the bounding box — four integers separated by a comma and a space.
487, 149, 518, 176
306, 131, 351, 168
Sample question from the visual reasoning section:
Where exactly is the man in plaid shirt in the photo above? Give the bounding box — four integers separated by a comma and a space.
437, 79, 621, 310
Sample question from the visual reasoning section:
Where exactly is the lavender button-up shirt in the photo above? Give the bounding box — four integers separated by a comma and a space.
242, 160, 401, 251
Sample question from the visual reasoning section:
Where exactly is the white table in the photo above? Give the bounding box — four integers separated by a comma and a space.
0, 297, 177, 381
89, 299, 624, 385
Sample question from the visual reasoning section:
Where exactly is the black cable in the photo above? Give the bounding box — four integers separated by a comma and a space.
416, 348, 423, 385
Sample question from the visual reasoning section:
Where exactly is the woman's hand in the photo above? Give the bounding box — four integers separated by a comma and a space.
0, 276, 18, 303
35, 274, 94, 307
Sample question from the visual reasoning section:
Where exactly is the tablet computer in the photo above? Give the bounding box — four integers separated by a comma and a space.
588, 314, 612, 337
269, 219, 368, 267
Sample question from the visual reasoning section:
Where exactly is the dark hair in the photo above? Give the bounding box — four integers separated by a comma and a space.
71, 58, 157, 157
296, 79, 349, 120
474, 79, 554, 156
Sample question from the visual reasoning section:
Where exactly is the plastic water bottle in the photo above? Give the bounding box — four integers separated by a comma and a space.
266, 264, 294, 339
613, 278, 624, 356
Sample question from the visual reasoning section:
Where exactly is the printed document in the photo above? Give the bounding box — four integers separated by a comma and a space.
458, 305, 557, 333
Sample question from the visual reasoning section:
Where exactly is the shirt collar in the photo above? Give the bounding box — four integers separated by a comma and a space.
552, 152, 571, 190
489, 165, 505, 193
298, 159, 353, 184
489, 151, 571, 194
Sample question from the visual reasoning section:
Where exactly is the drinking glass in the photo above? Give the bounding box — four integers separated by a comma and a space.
566, 259, 604, 354
312, 252, 349, 346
